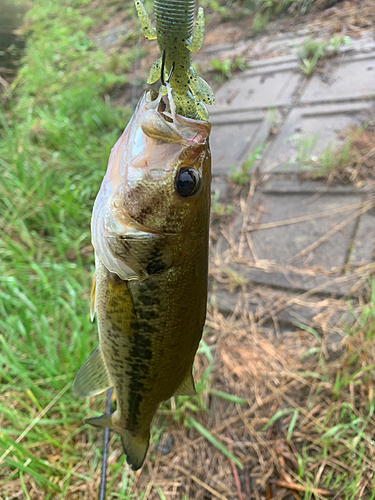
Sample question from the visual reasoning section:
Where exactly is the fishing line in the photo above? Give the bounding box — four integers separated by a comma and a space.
131, 25, 141, 109
98, 21, 176, 500
98, 387, 113, 500
99, 19, 142, 500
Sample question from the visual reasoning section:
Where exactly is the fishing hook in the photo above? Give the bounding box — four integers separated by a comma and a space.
98, 387, 113, 500
160, 48, 175, 86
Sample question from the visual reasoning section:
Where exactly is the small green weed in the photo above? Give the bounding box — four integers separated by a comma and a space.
201, 0, 228, 14
288, 124, 365, 179
252, 10, 269, 35
297, 39, 325, 76
284, 132, 320, 169
230, 143, 264, 184
315, 138, 354, 178
266, 106, 278, 132
327, 34, 351, 55
212, 190, 233, 217
210, 55, 248, 80
297, 36, 351, 76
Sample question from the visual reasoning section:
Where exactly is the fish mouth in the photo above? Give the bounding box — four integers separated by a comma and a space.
141, 88, 211, 147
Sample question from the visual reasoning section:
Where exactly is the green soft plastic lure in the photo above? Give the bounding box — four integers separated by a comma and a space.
134, 0, 215, 120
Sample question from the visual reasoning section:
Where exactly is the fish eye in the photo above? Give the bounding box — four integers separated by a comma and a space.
175, 167, 201, 198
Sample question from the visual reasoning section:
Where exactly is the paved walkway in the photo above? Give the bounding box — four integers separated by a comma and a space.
208, 43, 375, 343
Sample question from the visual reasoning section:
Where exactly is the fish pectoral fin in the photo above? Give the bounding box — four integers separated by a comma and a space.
86, 414, 150, 471
90, 272, 96, 322
173, 372, 197, 397
73, 347, 112, 398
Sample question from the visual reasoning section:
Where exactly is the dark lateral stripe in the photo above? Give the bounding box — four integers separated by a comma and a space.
126, 331, 152, 431
125, 283, 159, 432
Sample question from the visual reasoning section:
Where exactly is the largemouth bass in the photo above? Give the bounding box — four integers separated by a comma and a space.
73, 89, 211, 471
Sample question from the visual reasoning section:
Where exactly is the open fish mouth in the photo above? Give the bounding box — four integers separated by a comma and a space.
91, 87, 211, 280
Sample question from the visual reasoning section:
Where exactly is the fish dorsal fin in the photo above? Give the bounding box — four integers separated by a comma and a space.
73, 347, 112, 398
173, 372, 196, 397
90, 272, 96, 322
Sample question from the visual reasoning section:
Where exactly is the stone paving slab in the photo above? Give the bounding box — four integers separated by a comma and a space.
229, 265, 368, 297
246, 54, 298, 69
301, 52, 375, 104
210, 286, 351, 336
249, 193, 362, 269
211, 110, 270, 176
210, 191, 371, 300
349, 212, 375, 266
208, 45, 375, 330
211, 67, 302, 113
260, 102, 375, 173
260, 178, 372, 194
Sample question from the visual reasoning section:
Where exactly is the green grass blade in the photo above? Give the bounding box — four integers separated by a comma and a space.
188, 416, 243, 470
209, 389, 248, 404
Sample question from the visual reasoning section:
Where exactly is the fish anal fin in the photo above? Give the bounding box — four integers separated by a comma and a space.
73, 347, 112, 398
173, 372, 196, 397
85, 413, 113, 429
90, 272, 96, 322
86, 413, 150, 471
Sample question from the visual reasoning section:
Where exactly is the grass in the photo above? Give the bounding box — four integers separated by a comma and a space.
288, 122, 374, 182
284, 132, 320, 169
0, 0, 136, 497
2, 0, 375, 499
211, 190, 233, 217
202, 0, 317, 29
230, 143, 264, 184
210, 56, 248, 80
289, 291, 375, 499
297, 36, 351, 76
252, 10, 269, 35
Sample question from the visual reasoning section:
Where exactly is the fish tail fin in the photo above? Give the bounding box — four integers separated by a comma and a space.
85, 413, 150, 471
121, 430, 150, 471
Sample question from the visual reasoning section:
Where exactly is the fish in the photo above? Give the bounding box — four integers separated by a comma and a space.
134, 0, 215, 120
73, 88, 211, 471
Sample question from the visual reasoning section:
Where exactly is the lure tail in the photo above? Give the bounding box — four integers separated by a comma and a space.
86, 413, 150, 471
134, 0, 215, 120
